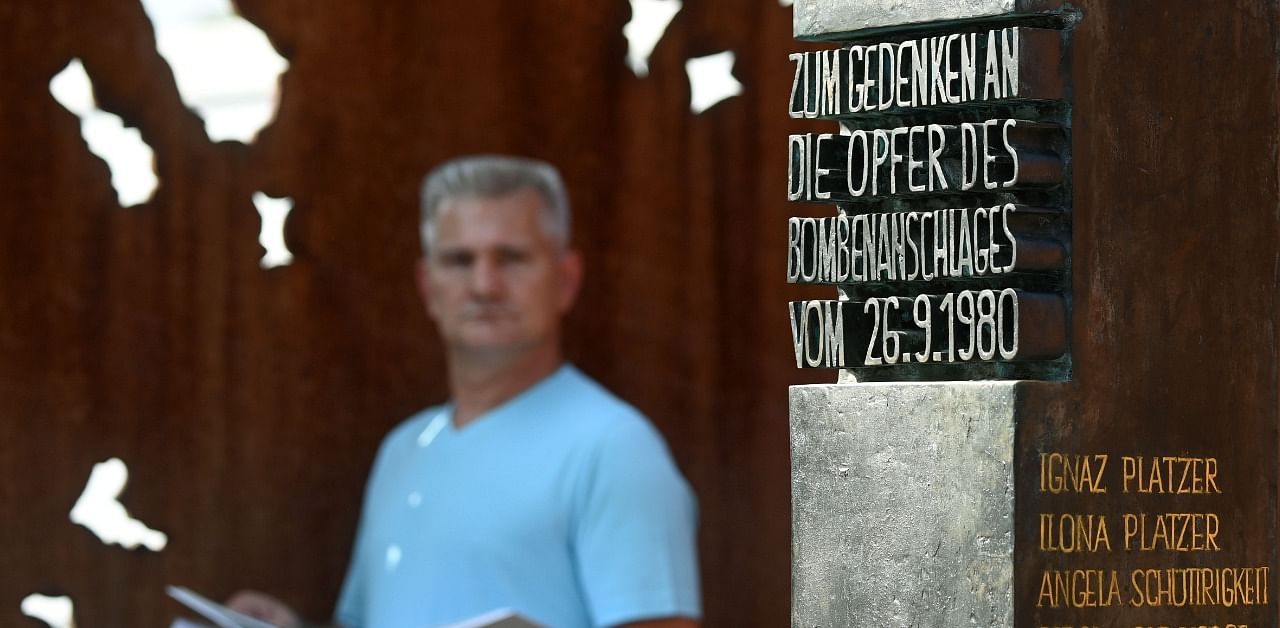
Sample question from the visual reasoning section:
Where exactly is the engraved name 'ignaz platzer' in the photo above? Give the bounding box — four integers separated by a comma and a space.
785, 23, 1070, 372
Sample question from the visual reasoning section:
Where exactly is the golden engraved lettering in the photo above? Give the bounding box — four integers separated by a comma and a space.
1038, 513, 1111, 553
1122, 456, 1221, 494
1040, 452, 1108, 494
1206, 457, 1221, 493
1096, 517, 1112, 552
1149, 458, 1164, 492
1071, 570, 1093, 607
1106, 570, 1123, 606
1180, 457, 1197, 493
1132, 625, 1249, 628
1129, 567, 1269, 608
1153, 514, 1170, 549
1036, 569, 1121, 608
1038, 569, 1062, 608
1122, 513, 1221, 552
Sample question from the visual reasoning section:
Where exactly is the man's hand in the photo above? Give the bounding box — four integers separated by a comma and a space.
225, 590, 303, 628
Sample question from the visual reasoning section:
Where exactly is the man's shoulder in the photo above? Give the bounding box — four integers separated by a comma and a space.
540, 367, 683, 469
541, 366, 659, 437
550, 365, 642, 416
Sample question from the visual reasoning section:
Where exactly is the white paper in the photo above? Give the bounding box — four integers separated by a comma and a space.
166, 586, 277, 628
439, 608, 542, 628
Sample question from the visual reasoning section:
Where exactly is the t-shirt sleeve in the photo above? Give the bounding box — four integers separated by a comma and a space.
334, 421, 408, 627
572, 417, 702, 627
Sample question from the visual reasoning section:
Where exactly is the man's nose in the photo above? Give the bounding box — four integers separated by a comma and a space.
469, 256, 505, 297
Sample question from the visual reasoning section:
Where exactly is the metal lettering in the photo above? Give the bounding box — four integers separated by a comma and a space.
870, 128, 890, 196
876, 214, 893, 279
981, 120, 999, 190
927, 124, 947, 191
998, 288, 1019, 359
983, 30, 1002, 99
1002, 119, 1020, 187
906, 125, 926, 192
835, 216, 851, 282
1002, 27, 1020, 97
787, 217, 802, 282
961, 123, 980, 190
787, 134, 808, 201
891, 212, 907, 280
957, 208, 973, 275
821, 50, 840, 117
788, 53, 806, 118
789, 291, 1066, 368
877, 44, 895, 110
973, 206, 989, 274
787, 27, 1061, 118
800, 218, 818, 282
959, 32, 978, 102
929, 36, 946, 106
861, 44, 877, 112
814, 133, 836, 200
788, 302, 804, 367
818, 218, 836, 281
1001, 203, 1018, 272
944, 34, 960, 104
933, 209, 949, 278
803, 52, 820, 117
918, 211, 934, 281
888, 127, 908, 194
823, 300, 845, 367
904, 212, 920, 280
987, 204, 1003, 272
851, 213, 867, 281
788, 122, 1063, 202
846, 130, 869, 196
848, 45, 865, 113
804, 301, 824, 367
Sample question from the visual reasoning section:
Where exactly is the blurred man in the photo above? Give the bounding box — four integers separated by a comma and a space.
231, 156, 700, 628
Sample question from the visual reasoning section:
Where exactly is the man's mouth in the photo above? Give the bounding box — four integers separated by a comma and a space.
464, 306, 515, 321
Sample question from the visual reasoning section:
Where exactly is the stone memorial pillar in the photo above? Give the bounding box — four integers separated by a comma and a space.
786, 2, 1279, 627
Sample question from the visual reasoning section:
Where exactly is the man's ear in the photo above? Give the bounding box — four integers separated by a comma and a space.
558, 249, 584, 313
415, 257, 436, 319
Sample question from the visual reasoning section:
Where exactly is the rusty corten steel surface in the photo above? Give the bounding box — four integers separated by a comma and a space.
1014, 1, 1280, 626
0, 1, 824, 625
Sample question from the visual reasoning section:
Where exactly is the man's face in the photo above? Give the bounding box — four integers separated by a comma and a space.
416, 187, 582, 362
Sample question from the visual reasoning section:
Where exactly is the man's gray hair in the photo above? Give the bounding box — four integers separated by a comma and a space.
419, 155, 571, 251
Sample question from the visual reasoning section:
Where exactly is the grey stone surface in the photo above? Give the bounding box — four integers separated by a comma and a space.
790, 382, 1022, 628
793, 0, 1064, 39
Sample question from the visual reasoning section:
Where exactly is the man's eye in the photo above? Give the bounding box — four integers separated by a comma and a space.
497, 250, 530, 264
438, 253, 473, 268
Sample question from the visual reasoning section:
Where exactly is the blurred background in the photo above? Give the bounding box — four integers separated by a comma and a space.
0, 0, 833, 625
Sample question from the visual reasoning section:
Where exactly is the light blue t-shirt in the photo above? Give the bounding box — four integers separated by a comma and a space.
335, 365, 700, 628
